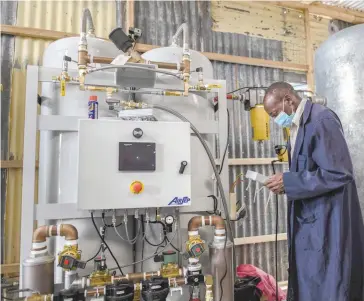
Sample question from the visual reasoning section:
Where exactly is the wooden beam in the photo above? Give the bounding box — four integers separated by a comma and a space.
0, 25, 308, 72
304, 9, 314, 90
234, 233, 287, 245
1, 160, 24, 169
1, 263, 20, 274
0, 24, 78, 40
126, 0, 135, 29
200, 51, 307, 72
1, 160, 39, 169
266, 1, 364, 24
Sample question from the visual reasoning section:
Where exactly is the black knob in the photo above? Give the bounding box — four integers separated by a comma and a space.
179, 161, 188, 174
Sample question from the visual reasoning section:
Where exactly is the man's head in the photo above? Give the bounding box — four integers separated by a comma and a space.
263, 82, 301, 120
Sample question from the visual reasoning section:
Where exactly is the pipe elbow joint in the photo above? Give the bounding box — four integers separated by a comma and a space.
60, 224, 78, 241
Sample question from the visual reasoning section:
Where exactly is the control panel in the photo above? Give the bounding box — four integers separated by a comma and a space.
77, 120, 191, 209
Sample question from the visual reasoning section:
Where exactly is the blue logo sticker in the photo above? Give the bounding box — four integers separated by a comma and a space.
168, 197, 191, 206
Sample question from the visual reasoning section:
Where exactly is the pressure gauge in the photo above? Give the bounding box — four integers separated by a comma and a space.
165, 215, 175, 225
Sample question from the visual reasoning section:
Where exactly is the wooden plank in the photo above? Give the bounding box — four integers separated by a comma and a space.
1, 160, 39, 169
0, 25, 308, 72
266, 1, 364, 24
304, 9, 314, 90
1, 24, 78, 40
1, 160, 24, 168
200, 51, 307, 72
234, 233, 287, 245
1, 263, 20, 274
126, 0, 135, 29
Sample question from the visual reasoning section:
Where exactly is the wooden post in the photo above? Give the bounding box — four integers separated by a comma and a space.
304, 9, 314, 90
126, 0, 135, 30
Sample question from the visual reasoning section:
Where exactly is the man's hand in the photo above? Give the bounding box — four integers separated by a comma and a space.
265, 173, 285, 194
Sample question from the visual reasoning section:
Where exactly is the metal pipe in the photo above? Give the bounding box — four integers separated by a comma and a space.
86, 65, 182, 79
81, 8, 95, 36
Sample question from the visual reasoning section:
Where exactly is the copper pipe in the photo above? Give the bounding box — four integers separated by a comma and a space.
127, 272, 144, 282
32, 225, 49, 243
32, 224, 78, 244
59, 224, 78, 240
113, 271, 160, 283
85, 288, 105, 297
91, 56, 113, 64
78, 50, 88, 67
82, 50, 183, 71
188, 215, 225, 232
174, 277, 187, 286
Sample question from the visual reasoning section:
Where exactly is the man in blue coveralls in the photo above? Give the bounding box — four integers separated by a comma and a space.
263, 82, 364, 301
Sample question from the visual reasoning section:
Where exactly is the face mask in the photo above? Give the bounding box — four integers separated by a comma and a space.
274, 100, 295, 127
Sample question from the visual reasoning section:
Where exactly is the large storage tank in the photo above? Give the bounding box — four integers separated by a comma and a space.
40, 37, 134, 282
315, 24, 364, 212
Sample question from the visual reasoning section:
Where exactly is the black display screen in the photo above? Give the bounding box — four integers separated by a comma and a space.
118, 142, 156, 171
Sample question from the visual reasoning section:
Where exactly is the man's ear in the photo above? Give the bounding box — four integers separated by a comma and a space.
284, 94, 293, 107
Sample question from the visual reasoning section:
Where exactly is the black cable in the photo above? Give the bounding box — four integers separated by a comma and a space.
1, 297, 14, 300
271, 160, 280, 301
164, 235, 181, 253
86, 245, 102, 263
90, 212, 124, 275
219, 222, 228, 301
219, 109, 230, 175
226, 86, 269, 95
206, 194, 219, 215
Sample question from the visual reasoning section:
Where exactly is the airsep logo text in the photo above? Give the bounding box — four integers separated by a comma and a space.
168, 197, 191, 206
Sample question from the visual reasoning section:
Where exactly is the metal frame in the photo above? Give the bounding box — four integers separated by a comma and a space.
20, 65, 229, 287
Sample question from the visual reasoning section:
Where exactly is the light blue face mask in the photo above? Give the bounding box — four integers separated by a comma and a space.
274, 101, 295, 127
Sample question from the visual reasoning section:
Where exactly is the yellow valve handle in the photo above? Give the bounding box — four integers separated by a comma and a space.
61, 80, 66, 96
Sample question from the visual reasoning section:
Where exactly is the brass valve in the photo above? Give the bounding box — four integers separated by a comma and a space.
184, 235, 206, 259
57, 244, 85, 271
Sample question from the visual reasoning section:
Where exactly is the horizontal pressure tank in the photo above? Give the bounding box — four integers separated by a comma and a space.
315, 24, 364, 212
40, 37, 135, 283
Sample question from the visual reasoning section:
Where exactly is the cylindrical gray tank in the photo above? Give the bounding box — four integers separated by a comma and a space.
209, 240, 234, 301
315, 24, 364, 212
22, 253, 55, 294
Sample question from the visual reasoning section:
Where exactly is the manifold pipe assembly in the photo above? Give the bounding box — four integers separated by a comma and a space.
23, 224, 79, 294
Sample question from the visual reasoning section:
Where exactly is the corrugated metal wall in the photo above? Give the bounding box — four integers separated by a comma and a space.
130, 0, 300, 282
1, 0, 18, 265
3, 0, 117, 266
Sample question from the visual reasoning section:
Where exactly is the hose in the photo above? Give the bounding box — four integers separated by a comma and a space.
81, 8, 95, 36
86, 65, 182, 79
171, 23, 189, 52
150, 104, 236, 271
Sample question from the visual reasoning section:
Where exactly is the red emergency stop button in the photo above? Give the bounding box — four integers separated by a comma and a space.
64, 259, 69, 265
130, 181, 144, 194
